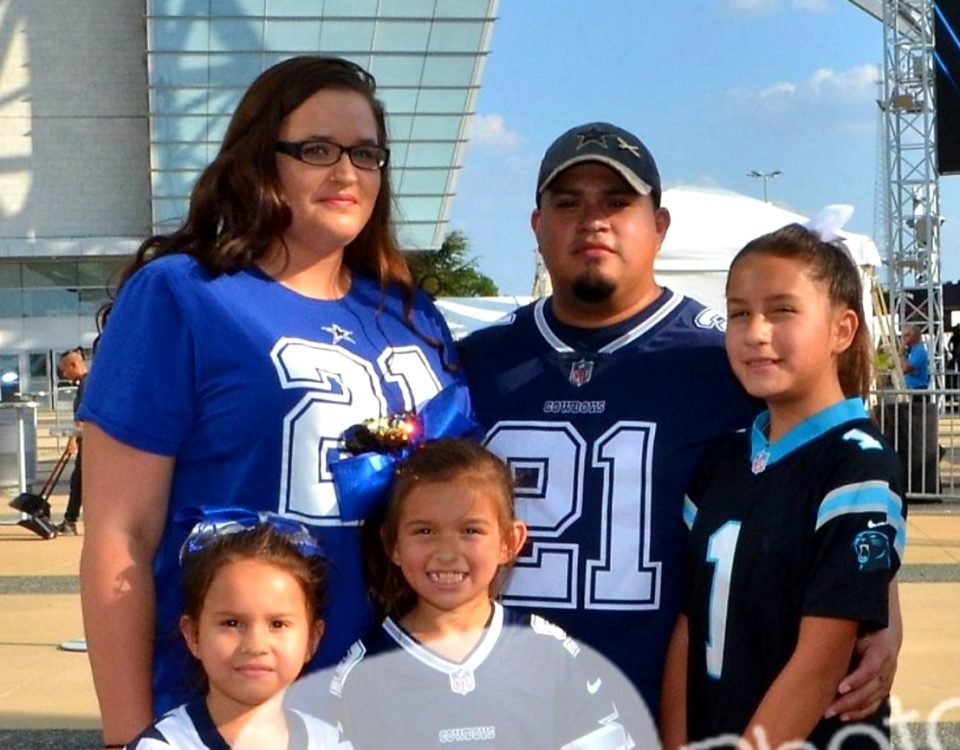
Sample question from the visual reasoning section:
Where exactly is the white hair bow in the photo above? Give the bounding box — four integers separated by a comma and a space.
803, 204, 854, 243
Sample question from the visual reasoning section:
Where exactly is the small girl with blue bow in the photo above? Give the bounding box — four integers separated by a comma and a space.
125, 514, 352, 750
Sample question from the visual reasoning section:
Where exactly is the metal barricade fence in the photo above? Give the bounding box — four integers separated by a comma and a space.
870, 388, 960, 502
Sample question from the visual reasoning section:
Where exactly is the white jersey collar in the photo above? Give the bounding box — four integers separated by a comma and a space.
533, 290, 686, 354
382, 601, 505, 674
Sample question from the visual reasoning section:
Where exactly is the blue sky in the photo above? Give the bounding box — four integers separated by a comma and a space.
447, 0, 960, 296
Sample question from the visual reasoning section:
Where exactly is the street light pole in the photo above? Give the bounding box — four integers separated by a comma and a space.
747, 169, 783, 203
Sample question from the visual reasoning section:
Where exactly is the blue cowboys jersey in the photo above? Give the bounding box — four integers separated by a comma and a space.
80, 254, 460, 716
461, 290, 756, 712
328, 603, 647, 749
125, 699, 351, 749
683, 399, 905, 748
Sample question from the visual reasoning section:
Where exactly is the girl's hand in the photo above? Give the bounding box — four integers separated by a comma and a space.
825, 626, 898, 721
827, 580, 901, 722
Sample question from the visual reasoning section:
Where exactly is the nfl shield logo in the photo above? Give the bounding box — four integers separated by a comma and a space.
569, 359, 594, 387
751, 449, 769, 475
449, 668, 476, 695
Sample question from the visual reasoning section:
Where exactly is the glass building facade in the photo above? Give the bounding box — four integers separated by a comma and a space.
147, 0, 498, 249
0, 1, 497, 397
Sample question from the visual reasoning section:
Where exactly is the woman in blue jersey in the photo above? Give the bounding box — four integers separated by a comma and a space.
660, 223, 905, 750
78, 56, 459, 749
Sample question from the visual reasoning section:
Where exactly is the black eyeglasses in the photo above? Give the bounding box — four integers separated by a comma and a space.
276, 139, 389, 171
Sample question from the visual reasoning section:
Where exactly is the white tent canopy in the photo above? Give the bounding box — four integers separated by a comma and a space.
434, 296, 533, 340
435, 186, 883, 339
656, 186, 882, 311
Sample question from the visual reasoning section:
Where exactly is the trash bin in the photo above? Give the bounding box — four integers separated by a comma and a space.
0, 401, 37, 489
874, 398, 939, 498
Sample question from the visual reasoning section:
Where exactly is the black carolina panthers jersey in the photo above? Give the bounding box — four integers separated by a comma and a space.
461, 290, 756, 710
329, 604, 644, 749
683, 399, 905, 748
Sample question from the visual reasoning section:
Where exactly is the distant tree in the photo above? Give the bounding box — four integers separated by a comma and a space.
407, 230, 499, 297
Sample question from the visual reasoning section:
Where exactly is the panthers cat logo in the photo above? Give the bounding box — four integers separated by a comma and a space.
852, 529, 891, 572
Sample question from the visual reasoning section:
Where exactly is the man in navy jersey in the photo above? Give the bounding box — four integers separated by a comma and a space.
461, 122, 899, 724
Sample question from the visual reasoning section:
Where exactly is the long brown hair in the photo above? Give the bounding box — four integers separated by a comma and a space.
101, 56, 414, 330
727, 223, 873, 399
365, 438, 522, 620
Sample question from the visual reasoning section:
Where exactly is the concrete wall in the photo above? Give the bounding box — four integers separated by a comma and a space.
0, 0, 150, 239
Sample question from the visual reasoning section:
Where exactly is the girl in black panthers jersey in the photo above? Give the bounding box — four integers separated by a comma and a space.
661, 223, 905, 750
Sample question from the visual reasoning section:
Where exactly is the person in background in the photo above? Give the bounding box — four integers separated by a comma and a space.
900, 324, 930, 395
56, 347, 88, 536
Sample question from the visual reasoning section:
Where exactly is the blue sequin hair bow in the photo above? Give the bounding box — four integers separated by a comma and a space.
329, 383, 482, 522
175, 506, 325, 566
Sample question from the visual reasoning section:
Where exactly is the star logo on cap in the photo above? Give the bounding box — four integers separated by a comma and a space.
575, 127, 611, 150
616, 136, 641, 158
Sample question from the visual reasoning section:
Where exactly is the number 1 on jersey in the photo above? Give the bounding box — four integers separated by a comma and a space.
705, 521, 741, 679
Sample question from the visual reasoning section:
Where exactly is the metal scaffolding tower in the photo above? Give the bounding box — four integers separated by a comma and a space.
880, 0, 946, 388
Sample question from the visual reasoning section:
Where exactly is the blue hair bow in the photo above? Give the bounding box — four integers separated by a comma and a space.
329, 383, 482, 522
174, 506, 325, 565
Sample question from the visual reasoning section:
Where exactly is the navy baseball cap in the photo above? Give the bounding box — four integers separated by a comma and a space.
536, 122, 661, 201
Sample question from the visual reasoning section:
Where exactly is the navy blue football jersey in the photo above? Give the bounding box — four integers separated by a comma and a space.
683, 398, 906, 748
329, 603, 646, 749
461, 290, 756, 711
80, 255, 460, 716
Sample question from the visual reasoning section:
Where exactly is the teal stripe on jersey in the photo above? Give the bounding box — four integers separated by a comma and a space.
683, 495, 698, 530
816, 481, 906, 559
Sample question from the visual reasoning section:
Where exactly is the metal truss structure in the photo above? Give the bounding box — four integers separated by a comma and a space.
853, 0, 945, 388
884, 0, 945, 388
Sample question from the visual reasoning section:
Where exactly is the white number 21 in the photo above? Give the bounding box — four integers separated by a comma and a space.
270, 337, 441, 524
484, 420, 662, 611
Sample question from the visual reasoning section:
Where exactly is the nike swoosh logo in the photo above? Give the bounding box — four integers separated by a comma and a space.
867, 520, 890, 529
587, 678, 602, 694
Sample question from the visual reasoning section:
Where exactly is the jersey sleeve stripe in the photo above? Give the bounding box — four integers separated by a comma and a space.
816, 480, 906, 558
559, 717, 633, 750
683, 495, 698, 530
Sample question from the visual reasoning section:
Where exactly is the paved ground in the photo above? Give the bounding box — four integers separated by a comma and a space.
1, 468, 958, 748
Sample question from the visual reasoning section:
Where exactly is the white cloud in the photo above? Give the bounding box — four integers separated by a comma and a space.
721, 0, 777, 12
729, 64, 881, 135
749, 64, 881, 103
721, 0, 830, 12
791, 0, 831, 11
467, 114, 522, 149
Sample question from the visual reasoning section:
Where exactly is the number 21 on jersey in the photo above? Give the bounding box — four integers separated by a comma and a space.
484, 420, 662, 611
271, 337, 442, 523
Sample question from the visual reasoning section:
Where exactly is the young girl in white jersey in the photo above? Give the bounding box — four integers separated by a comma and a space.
330, 437, 646, 749
125, 515, 351, 750
661, 223, 906, 750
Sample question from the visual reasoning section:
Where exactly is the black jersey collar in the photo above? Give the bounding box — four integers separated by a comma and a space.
184, 697, 310, 750
185, 698, 231, 750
